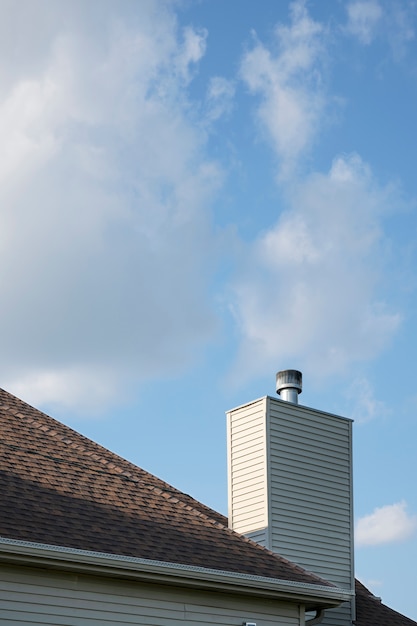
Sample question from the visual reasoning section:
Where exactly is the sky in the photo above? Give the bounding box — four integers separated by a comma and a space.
1, 0, 417, 619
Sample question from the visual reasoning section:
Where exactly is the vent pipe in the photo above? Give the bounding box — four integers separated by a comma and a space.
276, 369, 302, 404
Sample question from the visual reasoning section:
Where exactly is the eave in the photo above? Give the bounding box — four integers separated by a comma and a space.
0, 537, 353, 610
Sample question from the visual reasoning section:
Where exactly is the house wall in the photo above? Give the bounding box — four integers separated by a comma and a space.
0, 563, 303, 626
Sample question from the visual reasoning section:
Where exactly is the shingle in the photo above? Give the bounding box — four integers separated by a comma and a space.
0, 388, 329, 586
1, 387, 416, 624
355, 580, 417, 626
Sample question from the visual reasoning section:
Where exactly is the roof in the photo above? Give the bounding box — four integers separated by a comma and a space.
0, 387, 415, 624
355, 580, 417, 626
0, 387, 329, 587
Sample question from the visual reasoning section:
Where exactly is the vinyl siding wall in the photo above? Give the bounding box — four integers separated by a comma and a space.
227, 396, 354, 626
267, 398, 354, 626
227, 398, 268, 542
267, 398, 353, 587
0, 563, 302, 626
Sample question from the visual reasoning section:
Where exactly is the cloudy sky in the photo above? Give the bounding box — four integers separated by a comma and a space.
1, 0, 417, 619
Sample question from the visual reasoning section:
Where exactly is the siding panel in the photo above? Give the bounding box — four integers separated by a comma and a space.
227, 398, 267, 533
0, 564, 300, 626
227, 396, 354, 626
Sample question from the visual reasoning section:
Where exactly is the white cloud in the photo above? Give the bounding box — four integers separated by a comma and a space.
175, 26, 208, 84
386, 3, 415, 60
229, 154, 401, 384
356, 501, 417, 546
345, 1, 415, 57
0, 0, 222, 412
345, 1, 383, 45
240, 0, 327, 180
205, 76, 235, 123
5, 367, 120, 415
345, 377, 388, 423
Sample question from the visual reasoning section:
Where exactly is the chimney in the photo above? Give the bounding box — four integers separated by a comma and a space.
227, 370, 355, 626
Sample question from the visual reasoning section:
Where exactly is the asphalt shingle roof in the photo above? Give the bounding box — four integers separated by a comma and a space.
1, 387, 416, 625
0, 388, 328, 586
355, 580, 417, 626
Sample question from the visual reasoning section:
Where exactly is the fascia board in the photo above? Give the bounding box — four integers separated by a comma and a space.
0, 537, 353, 607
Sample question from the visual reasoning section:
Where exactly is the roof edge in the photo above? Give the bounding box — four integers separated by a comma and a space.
0, 537, 353, 606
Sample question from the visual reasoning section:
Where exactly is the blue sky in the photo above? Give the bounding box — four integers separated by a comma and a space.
1, 0, 417, 619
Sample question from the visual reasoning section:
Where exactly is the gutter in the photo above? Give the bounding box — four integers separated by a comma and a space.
0, 537, 353, 608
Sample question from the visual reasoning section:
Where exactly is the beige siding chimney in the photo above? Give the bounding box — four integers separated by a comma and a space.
227, 375, 354, 626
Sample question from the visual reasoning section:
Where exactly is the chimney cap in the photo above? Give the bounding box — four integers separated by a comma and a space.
276, 369, 302, 403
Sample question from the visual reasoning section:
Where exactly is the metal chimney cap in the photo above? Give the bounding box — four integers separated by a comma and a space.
276, 369, 302, 402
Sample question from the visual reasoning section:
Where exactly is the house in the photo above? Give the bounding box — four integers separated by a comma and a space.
0, 376, 415, 625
